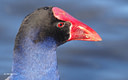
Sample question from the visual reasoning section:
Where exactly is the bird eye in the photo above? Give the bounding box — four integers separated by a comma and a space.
43, 7, 49, 10
57, 22, 65, 28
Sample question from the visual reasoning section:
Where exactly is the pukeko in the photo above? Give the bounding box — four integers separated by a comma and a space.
6, 7, 102, 80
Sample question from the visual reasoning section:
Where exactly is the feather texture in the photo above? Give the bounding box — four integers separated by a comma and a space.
7, 37, 59, 80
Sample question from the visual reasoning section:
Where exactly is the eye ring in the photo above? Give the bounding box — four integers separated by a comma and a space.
57, 22, 65, 28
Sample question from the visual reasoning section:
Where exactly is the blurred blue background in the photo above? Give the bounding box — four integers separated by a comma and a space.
0, 0, 128, 80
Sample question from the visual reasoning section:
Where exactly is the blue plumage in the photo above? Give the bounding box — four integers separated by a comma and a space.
9, 37, 59, 80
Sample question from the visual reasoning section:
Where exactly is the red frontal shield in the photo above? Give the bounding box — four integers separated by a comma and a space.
52, 7, 102, 41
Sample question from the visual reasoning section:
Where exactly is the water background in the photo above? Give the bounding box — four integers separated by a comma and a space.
0, 0, 128, 80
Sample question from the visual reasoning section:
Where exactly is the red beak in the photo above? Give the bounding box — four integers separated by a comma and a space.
52, 7, 102, 41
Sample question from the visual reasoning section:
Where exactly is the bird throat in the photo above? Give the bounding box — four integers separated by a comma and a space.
10, 37, 60, 80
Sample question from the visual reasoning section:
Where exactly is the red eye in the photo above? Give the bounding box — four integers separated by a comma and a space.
57, 22, 64, 28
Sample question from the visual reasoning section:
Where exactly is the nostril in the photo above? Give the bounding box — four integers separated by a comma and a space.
85, 35, 90, 38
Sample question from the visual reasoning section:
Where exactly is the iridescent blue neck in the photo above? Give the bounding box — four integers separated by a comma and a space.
9, 37, 59, 80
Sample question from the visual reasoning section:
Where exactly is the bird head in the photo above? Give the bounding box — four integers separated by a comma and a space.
19, 7, 102, 46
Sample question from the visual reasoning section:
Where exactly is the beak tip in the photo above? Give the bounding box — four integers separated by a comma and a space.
95, 35, 102, 41
95, 36, 102, 41
91, 34, 102, 41
98, 38, 102, 41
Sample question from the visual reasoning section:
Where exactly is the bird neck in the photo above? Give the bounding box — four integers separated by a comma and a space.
11, 37, 59, 80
